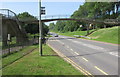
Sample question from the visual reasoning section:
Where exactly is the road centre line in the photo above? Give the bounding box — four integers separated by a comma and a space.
82, 57, 88, 62
50, 37, 114, 75
70, 48, 73, 51
66, 39, 119, 57
74, 52, 79, 55
73, 41, 106, 51
47, 43, 93, 76
94, 66, 108, 75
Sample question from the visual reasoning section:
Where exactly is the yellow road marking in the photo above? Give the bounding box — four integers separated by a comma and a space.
94, 66, 108, 75
82, 57, 88, 62
47, 43, 94, 77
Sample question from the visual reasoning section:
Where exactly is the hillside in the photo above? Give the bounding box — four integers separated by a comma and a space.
89, 26, 119, 44
59, 26, 119, 44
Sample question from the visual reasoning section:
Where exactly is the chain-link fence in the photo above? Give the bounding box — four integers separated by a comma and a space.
2, 35, 39, 57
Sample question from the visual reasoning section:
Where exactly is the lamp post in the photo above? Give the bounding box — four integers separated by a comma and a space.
39, 0, 45, 56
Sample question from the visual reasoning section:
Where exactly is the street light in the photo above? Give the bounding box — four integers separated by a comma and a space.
39, 0, 45, 56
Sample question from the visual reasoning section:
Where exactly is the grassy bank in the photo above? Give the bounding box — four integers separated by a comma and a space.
89, 26, 119, 44
2, 45, 38, 68
59, 31, 87, 37
58, 26, 119, 44
2, 44, 83, 75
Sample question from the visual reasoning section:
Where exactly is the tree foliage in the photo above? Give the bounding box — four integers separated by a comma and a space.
49, 2, 120, 32
17, 12, 49, 36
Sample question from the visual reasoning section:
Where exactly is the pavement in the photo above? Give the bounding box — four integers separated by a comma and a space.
47, 35, 119, 76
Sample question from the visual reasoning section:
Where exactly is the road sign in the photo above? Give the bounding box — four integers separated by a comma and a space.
8, 34, 10, 41
41, 10, 45, 15
41, 7, 45, 15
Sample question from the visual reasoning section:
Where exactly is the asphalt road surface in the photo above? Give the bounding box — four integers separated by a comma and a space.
47, 35, 119, 76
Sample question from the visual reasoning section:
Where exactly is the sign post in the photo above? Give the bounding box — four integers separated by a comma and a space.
39, 0, 45, 56
7, 34, 10, 54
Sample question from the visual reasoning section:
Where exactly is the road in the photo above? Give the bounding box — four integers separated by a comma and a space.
47, 35, 119, 76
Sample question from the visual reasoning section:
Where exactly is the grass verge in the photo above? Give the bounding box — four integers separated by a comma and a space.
2, 45, 38, 68
89, 26, 119, 44
59, 31, 87, 37
2, 44, 83, 75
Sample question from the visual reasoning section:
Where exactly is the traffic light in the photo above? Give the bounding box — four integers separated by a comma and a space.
41, 7, 45, 15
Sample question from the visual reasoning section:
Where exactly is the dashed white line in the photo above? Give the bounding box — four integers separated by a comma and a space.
94, 66, 108, 75
74, 52, 79, 55
82, 57, 88, 62
70, 49, 73, 51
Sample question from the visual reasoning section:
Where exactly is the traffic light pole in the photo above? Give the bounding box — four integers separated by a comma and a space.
39, 0, 42, 56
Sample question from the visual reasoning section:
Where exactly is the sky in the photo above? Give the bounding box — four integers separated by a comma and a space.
1, 2, 84, 16
1, 2, 84, 25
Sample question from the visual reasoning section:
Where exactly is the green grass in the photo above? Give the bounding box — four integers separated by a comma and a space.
2, 45, 38, 68
58, 29, 95, 37
89, 26, 119, 44
57, 26, 119, 44
2, 45, 83, 75
59, 31, 87, 37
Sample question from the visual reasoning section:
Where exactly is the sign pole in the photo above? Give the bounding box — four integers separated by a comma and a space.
39, 0, 42, 56
8, 34, 10, 54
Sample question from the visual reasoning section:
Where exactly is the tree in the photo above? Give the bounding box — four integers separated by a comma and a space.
49, 23, 55, 31
42, 23, 49, 36
49, 2, 120, 32
17, 12, 49, 35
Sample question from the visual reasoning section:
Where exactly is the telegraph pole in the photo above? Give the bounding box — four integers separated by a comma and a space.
39, 0, 42, 56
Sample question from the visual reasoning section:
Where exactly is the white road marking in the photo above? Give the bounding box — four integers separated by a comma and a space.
94, 66, 108, 75
74, 52, 79, 55
67, 39, 107, 51
82, 57, 88, 62
73, 41, 105, 51
67, 39, 120, 57
109, 52, 119, 57
48, 43, 93, 76
70, 49, 73, 51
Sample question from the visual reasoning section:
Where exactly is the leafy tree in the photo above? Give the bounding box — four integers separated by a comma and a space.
49, 23, 55, 31
17, 12, 49, 35
49, 2, 120, 32
42, 23, 49, 36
